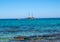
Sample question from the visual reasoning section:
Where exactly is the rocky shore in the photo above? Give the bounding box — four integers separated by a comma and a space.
9, 33, 60, 42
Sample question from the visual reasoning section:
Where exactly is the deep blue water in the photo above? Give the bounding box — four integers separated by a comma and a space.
0, 18, 60, 38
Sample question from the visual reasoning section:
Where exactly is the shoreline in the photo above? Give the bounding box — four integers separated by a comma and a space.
0, 33, 60, 42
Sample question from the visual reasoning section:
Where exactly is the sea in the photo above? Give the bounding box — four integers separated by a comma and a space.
0, 18, 60, 42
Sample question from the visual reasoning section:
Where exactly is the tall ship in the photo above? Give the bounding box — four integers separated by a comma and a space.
27, 12, 34, 19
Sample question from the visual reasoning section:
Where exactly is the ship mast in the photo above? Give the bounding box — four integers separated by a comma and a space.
31, 12, 34, 19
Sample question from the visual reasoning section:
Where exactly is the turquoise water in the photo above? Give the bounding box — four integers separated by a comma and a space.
0, 18, 60, 38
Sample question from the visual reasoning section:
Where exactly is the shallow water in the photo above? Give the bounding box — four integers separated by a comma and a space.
0, 18, 60, 42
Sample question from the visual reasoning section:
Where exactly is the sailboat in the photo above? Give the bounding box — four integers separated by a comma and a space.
27, 12, 34, 19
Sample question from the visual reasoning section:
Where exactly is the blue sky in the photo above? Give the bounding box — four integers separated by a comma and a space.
0, 0, 60, 18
